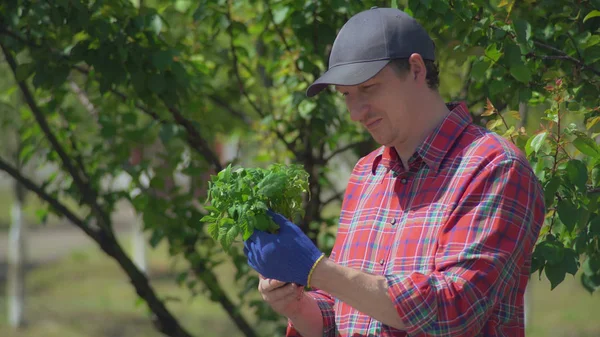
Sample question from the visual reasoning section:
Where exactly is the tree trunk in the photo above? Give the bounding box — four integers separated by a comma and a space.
7, 180, 27, 328
132, 212, 147, 274
524, 283, 532, 328
519, 102, 528, 129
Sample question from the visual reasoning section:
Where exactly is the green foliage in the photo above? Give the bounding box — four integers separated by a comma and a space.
1, 0, 600, 336
485, 79, 600, 293
202, 164, 309, 251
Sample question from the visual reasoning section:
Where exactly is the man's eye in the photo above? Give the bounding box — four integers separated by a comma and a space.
363, 84, 376, 91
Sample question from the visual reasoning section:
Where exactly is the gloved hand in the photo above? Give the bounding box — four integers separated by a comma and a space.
243, 210, 325, 287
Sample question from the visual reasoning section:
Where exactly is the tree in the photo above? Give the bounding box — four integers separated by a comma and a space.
0, 0, 599, 336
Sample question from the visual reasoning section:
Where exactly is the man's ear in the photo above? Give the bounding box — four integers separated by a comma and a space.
408, 53, 427, 84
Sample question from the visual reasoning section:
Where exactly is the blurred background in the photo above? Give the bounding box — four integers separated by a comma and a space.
1, 0, 600, 337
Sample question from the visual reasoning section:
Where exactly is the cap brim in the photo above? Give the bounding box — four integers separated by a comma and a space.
306, 60, 390, 97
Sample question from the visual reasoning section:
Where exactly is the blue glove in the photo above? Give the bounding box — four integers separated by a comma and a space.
243, 210, 325, 286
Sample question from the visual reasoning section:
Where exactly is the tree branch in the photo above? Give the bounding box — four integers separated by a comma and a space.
225, 1, 264, 118
207, 94, 251, 125
0, 154, 195, 337
225, 0, 296, 156
76, 68, 223, 172
167, 106, 223, 172
531, 39, 600, 77
69, 80, 98, 118
0, 156, 100, 241
265, 0, 303, 76
0, 28, 224, 172
324, 140, 372, 162
1, 42, 112, 230
322, 189, 344, 207
589, 187, 600, 194
565, 31, 583, 61
184, 244, 259, 337
480, 23, 600, 79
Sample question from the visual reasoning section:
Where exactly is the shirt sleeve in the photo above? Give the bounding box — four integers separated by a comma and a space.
286, 288, 338, 337
386, 158, 545, 336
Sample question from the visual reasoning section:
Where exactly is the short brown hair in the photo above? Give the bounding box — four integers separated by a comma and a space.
389, 58, 440, 90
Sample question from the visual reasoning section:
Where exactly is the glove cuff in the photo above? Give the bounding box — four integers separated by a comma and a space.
306, 253, 326, 288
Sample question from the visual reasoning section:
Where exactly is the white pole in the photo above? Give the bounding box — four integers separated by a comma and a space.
7, 196, 26, 328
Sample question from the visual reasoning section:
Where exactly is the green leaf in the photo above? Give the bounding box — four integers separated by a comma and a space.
581, 273, 600, 294
557, 199, 579, 232
35, 208, 49, 224
272, 6, 290, 24
150, 14, 163, 34
224, 225, 240, 249
152, 50, 174, 70
471, 59, 490, 80
131, 70, 147, 96
572, 134, 600, 158
583, 255, 600, 276
503, 42, 522, 67
566, 159, 588, 191
484, 43, 502, 63
584, 45, 600, 64
582, 35, 600, 50
391, 0, 398, 9
200, 215, 217, 223
574, 231, 589, 254
149, 230, 164, 248
592, 166, 600, 187
254, 212, 272, 231
207, 221, 219, 240
159, 123, 177, 144
583, 10, 600, 23
122, 112, 137, 125
509, 61, 532, 84
218, 225, 229, 249
544, 262, 566, 290
590, 216, 600, 235
543, 175, 561, 208
149, 74, 166, 94
526, 131, 548, 156
537, 239, 564, 264
240, 220, 253, 240
257, 172, 287, 198
514, 19, 532, 49
204, 205, 219, 214
568, 102, 580, 111
15, 63, 35, 81
176, 271, 188, 285
530, 254, 544, 276
563, 248, 579, 275
298, 100, 317, 119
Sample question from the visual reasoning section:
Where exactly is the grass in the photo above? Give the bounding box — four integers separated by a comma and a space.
526, 272, 600, 337
0, 237, 285, 337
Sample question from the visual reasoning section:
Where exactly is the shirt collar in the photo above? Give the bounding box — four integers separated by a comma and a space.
371, 101, 472, 175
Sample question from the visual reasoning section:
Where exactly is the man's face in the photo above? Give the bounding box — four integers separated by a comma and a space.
335, 64, 418, 149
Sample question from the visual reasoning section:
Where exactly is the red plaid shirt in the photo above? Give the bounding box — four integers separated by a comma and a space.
287, 102, 545, 337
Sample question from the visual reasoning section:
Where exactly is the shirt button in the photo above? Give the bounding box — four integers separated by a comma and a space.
379, 259, 385, 265
390, 218, 397, 226
400, 178, 407, 184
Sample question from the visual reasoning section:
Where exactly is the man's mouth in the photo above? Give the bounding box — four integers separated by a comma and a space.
365, 119, 382, 128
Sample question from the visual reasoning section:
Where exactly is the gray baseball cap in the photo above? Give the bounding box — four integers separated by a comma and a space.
306, 7, 435, 97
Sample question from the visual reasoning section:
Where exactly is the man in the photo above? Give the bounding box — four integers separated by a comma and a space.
243, 6, 545, 337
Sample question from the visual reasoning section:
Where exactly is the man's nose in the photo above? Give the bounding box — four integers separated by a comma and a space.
348, 97, 368, 122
